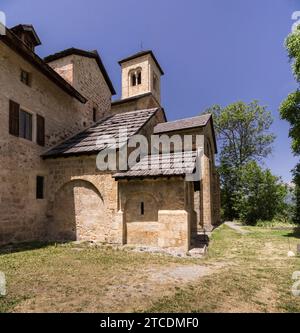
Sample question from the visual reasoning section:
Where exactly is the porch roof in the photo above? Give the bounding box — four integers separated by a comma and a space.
113, 150, 199, 179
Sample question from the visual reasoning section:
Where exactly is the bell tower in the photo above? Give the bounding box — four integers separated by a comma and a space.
118, 50, 164, 103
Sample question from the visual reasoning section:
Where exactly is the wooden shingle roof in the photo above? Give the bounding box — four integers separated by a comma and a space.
154, 114, 211, 134
42, 108, 159, 158
113, 150, 199, 179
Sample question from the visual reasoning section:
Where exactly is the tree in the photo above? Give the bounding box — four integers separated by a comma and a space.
207, 101, 275, 168
234, 161, 288, 225
292, 165, 300, 224
204, 101, 275, 220
280, 25, 300, 223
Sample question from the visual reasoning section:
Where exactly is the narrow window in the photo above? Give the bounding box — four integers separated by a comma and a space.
141, 202, 144, 215
194, 181, 200, 192
131, 73, 137, 86
19, 110, 32, 141
153, 73, 157, 90
137, 71, 142, 85
9, 100, 20, 137
20, 69, 31, 86
36, 176, 44, 199
36, 114, 45, 146
93, 108, 97, 122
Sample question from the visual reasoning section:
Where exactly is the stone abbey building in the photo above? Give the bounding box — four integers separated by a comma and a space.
0, 24, 220, 250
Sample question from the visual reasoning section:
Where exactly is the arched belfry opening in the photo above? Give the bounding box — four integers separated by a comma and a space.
118, 50, 164, 103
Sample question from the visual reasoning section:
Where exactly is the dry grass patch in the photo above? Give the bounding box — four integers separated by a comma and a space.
0, 225, 300, 313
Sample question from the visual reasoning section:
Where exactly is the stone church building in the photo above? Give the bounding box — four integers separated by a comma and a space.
0, 24, 220, 250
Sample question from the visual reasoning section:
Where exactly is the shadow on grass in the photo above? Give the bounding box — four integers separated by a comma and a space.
0, 241, 71, 255
283, 227, 300, 239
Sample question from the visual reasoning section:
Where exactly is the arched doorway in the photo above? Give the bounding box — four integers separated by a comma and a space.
50, 179, 106, 242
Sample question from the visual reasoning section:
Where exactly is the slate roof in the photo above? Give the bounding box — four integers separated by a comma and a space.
113, 150, 199, 179
42, 108, 159, 158
154, 114, 211, 134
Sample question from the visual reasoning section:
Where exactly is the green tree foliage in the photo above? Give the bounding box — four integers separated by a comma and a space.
280, 25, 300, 223
208, 101, 275, 168
292, 165, 300, 224
234, 162, 288, 225
205, 101, 278, 222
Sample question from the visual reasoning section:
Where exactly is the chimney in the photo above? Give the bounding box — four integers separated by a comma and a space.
10, 24, 41, 52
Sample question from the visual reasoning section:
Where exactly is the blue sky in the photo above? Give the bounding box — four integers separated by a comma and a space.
1, 0, 299, 182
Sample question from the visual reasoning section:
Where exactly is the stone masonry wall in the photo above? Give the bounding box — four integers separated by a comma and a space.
118, 178, 193, 250
46, 156, 120, 244
47, 55, 112, 121
120, 54, 161, 103
0, 42, 111, 245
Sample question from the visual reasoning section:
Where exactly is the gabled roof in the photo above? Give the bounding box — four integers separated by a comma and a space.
154, 113, 218, 154
42, 108, 159, 158
154, 114, 211, 134
0, 27, 87, 103
44, 48, 116, 95
113, 150, 198, 179
118, 50, 164, 75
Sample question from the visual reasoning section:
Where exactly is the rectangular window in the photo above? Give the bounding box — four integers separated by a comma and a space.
36, 114, 45, 146
19, 110, 32, 141
194, 181, 200, 192
9, 100, 20, 136
36, 176, 44, 199
141, 202, 144, 215
20, 69, 31, 86
93, 108, 97, 122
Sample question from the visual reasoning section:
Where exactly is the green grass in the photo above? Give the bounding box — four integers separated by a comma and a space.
146, 225, 300, 313
0, 225, 300, 313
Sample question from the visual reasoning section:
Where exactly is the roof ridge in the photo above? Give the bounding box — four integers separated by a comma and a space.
44, 48, 116, 95
163, 113, 211, 125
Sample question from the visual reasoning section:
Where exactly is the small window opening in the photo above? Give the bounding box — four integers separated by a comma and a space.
131, 73, 137, 86
131, 70, 142, 86
137, 71, 142, 85
141, 202, 144, 215
93, 108, 97, 122
194, 181, 200, 192
36, 176, 44, 199
20, 69, 31, 86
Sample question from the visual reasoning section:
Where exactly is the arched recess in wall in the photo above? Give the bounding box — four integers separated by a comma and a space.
124, 192, 159, 223
50, 179, 106, 242
129, 67, 142, 87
